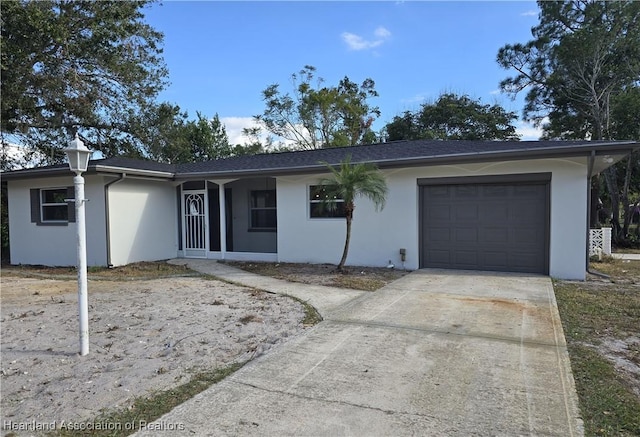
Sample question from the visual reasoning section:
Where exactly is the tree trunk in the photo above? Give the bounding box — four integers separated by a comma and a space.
621, 154, 634, 239
603, 166, 622, 242
337, 209, 353, 271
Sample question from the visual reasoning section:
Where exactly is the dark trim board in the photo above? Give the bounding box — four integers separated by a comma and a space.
419, 173, 551, 275
418, 172, 552, 186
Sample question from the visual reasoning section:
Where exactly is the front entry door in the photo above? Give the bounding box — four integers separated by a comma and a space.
183, 191, 207, 258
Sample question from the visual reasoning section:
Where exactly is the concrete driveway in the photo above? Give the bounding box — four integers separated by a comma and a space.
136, 266, 582, 436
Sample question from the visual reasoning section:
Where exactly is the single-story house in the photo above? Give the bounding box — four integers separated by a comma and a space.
3, 139, 638, 280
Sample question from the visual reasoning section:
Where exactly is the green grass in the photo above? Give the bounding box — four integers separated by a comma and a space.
2, 261, 198, 281
568, 345, 640, 436
224, 261, 408, 291
554, 260, 640, 436
285, 294, 323, 326
51, 363, 245, 437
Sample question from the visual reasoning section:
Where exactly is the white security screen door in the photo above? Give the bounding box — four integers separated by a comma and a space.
183, 191, 207, 257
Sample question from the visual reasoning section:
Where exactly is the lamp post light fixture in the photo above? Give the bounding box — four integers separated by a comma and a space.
64, 133, 92, 356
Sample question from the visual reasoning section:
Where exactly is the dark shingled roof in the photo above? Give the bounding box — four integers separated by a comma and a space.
3, 139, 638, 180
173, 139, 638, 178
2, 156, 176, 180
93, 156, 176, 173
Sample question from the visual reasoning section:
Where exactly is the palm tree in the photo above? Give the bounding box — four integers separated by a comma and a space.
318, 156, 388, 271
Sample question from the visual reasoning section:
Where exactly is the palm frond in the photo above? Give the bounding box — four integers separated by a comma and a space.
317, 155, 388, 210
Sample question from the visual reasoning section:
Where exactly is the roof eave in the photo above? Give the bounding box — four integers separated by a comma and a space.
91, 164, 175, 179
3, 163, 175, 181
1, 166, 71, 180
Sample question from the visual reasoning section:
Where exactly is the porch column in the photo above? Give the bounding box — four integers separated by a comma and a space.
218, 182, 227, 259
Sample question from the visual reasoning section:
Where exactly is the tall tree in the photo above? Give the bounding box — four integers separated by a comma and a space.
497, 1, 640, 140
256, 65, 380, 150
133, 102, 188, 163
497, 0, 640, 244
186, 113, 233, 162
1, 0, 167, 162
317, 157, 388, 271
384, 93, 519, 141
136, 106, 235, 164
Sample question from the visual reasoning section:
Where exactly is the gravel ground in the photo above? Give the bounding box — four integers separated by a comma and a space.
0, 275, 306, 436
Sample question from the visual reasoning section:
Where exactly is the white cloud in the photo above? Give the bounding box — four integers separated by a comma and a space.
374, 26, 391, 39
220, 116, 298, 149
342, 32, 380, 50
220, 116, 261, 146
515, 119, 546, 141
520, 10, 537, 17
489, 89, 502, 96
342, 26, 391, 51
1, 141, 49, 169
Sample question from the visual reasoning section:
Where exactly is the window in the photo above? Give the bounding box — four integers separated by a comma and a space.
249, 190, 276, 231
30, 187, 75, 225
41, 188, 68, 222
309, 185, 346, 218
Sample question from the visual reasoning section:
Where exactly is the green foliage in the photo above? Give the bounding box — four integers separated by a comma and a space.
318, 156, 388, 270
256, 65, 380, 150
497, 0, 640, 140
568, 344, 640, 436
497, 0, 640, 246
188, 113, 233, 161
554, 271, 640, 436
1, 0, 168, 162
135, 105, 234, 164
384, 93, 519, 141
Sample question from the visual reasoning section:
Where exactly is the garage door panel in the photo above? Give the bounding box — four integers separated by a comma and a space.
455, 185, 479, 198
480, 203, 509, 221
483, 251, 509, 269
511, 203, 542, 221
429, 206, 452, 220
429, 186, 451, 198
427, 250, 451, 266
421, 180, 548, 274
483, 185, 509, 197
510, 252, 543, 272
454, 251, 478, 267
454, 204, 479, 221
427, 228, 451, 242
512, 228, 541, 245
481, 227, 509, 242
514, 185, 544, 196
455, 227, 478, 242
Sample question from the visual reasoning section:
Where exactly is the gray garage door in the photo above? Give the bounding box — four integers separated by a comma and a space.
420, 175, 549, 274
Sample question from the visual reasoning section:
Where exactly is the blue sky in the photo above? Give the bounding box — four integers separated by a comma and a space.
144, 1, 542, 144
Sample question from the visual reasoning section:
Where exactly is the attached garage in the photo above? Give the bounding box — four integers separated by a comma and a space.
419, 174, 550, 274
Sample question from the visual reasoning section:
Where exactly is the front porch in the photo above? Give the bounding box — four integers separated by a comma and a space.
178, 177, 278, 262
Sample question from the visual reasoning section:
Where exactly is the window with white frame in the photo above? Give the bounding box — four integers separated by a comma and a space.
309, 185, 346, 218
30, 187, 74, 225
249, 190, 277, 230
41, 188, 69, 222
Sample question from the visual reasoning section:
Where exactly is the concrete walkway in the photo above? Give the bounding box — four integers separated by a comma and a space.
137, 262, 582, 437
166, 259, 367, 315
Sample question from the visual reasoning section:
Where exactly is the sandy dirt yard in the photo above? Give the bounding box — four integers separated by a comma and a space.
0, 274, 306, 435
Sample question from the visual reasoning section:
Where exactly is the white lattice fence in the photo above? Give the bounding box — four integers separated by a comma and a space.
589, 228, 612, 257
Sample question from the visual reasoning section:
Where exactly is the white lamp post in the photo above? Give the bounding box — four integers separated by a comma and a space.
64, 134, 92, 356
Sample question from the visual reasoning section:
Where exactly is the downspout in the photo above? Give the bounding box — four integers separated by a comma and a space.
104, 173, 126, 267
585, 152, 609, 279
